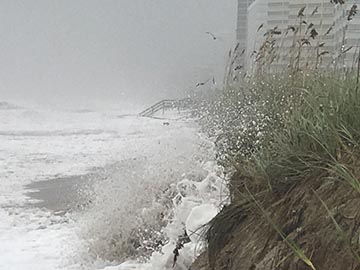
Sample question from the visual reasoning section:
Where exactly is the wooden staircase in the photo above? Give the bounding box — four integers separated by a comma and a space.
139, 98, 192, 117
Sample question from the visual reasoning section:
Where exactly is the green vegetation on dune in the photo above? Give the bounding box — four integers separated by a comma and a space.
195, 72, 360, 270
193, 30, 360, 270
190, 2, 360, 268
200, 72, 360, 190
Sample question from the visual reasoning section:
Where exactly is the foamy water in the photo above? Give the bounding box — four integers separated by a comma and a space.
0, 104, 227, 270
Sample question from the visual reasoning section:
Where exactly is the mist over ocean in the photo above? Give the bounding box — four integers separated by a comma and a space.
0, 1, 236, 268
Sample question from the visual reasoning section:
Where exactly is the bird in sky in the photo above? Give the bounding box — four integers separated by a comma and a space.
196, 80, 208, 87
196, 78, 213, 87
205, 31, 217, 40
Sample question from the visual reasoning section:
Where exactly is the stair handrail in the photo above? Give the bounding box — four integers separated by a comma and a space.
139, 99, 180, 117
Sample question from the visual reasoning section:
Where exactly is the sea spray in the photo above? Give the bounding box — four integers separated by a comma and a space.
0, 106, 210, 270
99, 139, 229, 270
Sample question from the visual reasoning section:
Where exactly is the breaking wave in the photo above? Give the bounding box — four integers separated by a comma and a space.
77, 135, 228, 270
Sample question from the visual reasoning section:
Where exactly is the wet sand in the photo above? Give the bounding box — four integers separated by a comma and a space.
24, 159, 143, 213
25, 170, 103, 212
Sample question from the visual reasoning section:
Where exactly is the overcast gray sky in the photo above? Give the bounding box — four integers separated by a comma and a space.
0, 0, 237, 109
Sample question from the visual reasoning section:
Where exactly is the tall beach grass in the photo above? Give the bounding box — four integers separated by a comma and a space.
195, 2, 360, 268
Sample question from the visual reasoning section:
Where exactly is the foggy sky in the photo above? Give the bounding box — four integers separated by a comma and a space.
0, 0, 237, 108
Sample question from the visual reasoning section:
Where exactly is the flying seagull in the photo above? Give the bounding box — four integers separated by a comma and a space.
195, 82, 204, 87
205, 32, 217, 40
196, 77, 215, 87
196, 79, 210, 87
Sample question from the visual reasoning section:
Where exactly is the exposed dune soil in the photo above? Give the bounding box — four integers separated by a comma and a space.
191, 176, 360, 270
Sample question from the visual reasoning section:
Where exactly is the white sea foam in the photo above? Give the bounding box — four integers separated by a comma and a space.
98, 159, 229, 270
0, 106, 226, 270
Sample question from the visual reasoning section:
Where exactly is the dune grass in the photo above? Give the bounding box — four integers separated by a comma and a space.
195, 3, 360, 268
200, 72, 360, 190
198, 71, 360, 269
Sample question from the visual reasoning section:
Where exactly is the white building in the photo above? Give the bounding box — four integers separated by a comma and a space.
236, 0, 255, 66
268, 0, 289, 30
334, 0, 360, 70
288, 0, 336, 69
246, 0, 268, 72
241, 0, 360, 73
